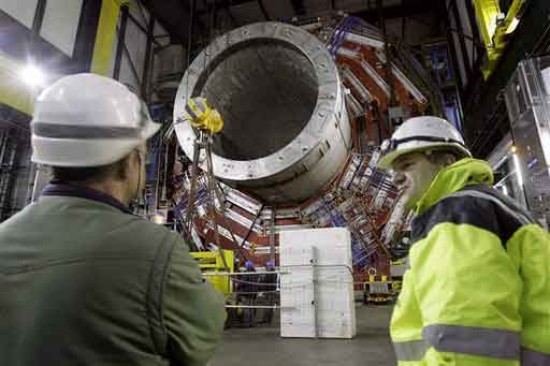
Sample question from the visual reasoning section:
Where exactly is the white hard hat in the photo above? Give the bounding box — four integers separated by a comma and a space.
31, 73, 160, 167
378, 116, 471, 170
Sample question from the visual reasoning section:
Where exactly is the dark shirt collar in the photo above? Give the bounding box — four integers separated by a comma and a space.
41, 181, 133, 214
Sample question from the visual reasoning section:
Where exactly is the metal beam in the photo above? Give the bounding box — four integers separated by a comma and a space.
463, 0, 550, 156
113, 5, 129, 81
126, 12, 161, 47
70, 0, 103, 73
141, 16, 156, 101
463, 0, 485, 72
135, 0, 150, 29
442, 13, 464, 91
449, 0, 473, 80
31, 0, 47, 37
127, 12, 149, 34
121, 38, 142, 90
465, 0, 482, 48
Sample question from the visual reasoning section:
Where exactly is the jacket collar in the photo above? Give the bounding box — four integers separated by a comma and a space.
415, 158, 494, 215
41, 181, 133, 214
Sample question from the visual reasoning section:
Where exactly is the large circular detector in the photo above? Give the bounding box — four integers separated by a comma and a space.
174, 22, 351, 204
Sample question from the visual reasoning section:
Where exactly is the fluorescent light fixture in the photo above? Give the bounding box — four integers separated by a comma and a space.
501, 184, 509, 196
19, 64, 46, 88
512, 152, 524, 188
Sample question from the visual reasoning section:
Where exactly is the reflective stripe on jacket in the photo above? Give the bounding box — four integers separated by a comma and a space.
390, 158, 550, 366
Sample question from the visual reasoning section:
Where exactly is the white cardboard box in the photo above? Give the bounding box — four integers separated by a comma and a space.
279, 228, 356, 339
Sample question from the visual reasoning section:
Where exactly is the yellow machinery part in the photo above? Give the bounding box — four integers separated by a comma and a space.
191, 250, 234, 295
473, 0, 526, 79
184, 97, 224, 134
204, 109, 224, 133
473, 0, 501, 57
91, 0, 130, 76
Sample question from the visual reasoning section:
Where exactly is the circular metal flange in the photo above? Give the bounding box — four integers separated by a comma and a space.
174, 22, 350, 203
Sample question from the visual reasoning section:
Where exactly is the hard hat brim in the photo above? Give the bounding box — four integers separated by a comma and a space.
377, 142, 471, 171
377, 146, 424, 171
143, 120, 161, 141
31, 120, 162, 167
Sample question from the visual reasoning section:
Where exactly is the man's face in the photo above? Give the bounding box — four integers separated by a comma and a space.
391, 152, 441, 210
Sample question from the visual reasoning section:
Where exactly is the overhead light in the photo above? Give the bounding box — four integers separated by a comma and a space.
19, 64, 46, 88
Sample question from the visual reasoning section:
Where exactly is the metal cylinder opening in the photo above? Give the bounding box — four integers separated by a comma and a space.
198, 40, 319, 161
175, 22, 350, 203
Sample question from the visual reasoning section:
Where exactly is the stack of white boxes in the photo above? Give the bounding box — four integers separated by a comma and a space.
279, 228, 356, 339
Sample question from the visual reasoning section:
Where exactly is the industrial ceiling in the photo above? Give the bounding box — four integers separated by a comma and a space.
141, 0, 442, 47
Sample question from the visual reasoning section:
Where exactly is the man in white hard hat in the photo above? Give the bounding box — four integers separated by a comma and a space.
378, 116, 550, 366
0, 74, 225, 366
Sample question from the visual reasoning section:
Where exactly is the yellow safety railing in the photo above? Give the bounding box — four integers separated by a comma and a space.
191, 250, 235, 294
91, 0, 131, 76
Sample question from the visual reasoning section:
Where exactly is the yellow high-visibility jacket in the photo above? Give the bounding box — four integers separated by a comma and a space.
390, 158, 550, 365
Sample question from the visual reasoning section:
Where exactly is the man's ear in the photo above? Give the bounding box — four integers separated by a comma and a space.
116, 155, 132, 181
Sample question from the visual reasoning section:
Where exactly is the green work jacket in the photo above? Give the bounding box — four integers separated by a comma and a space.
390, 158, 550, 365
0, 183, 225, 366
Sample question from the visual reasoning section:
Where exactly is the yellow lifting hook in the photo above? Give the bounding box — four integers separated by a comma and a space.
184, 97, 224, 134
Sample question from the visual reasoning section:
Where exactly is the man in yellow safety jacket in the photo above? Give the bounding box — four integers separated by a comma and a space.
378, 116, 550, 365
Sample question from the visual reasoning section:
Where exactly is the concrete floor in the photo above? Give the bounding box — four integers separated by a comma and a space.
210, 305, 396, 366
